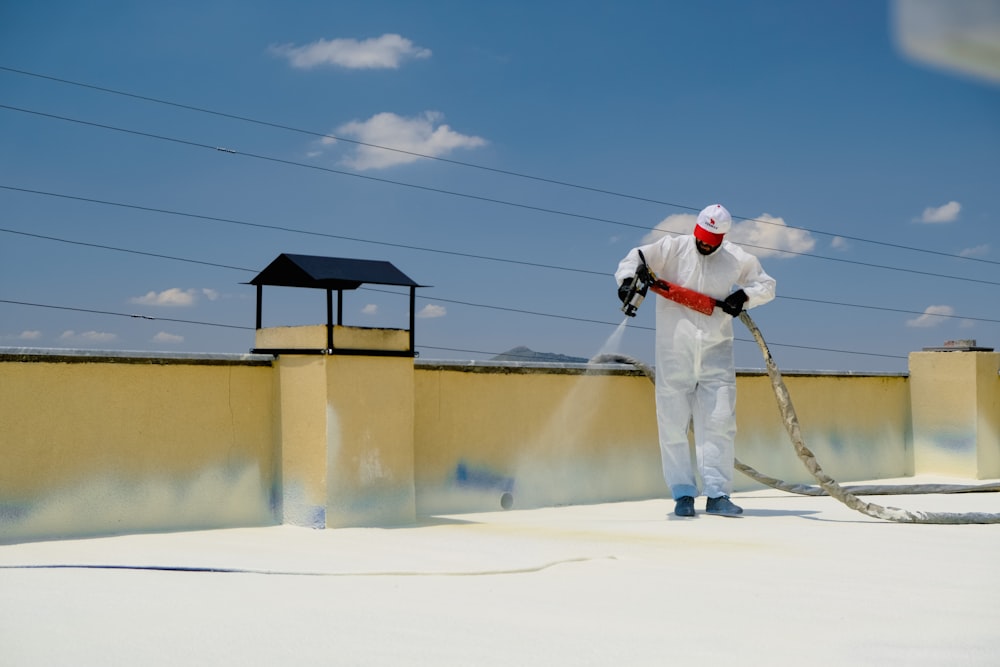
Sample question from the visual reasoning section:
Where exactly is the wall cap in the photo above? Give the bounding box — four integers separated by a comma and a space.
0, 347, 274, 366
414, 358, 907, 378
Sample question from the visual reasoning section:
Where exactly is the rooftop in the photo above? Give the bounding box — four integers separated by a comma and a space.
3, 477, 999, 666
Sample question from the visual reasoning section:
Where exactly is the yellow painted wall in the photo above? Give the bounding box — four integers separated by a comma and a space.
259, 326, 417, 528
0, 354, 277, 543
736, 373, 912, 487
6, 345, 992, 542
255, 324, 411, 352
910, 351, 1000, 478
325, 354, 416, 527
412, 363, 912, 513
272, 355, 329, 527
414, 364, 663, 513
982, 360, 1000, 477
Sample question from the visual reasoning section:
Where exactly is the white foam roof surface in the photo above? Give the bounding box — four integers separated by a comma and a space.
3, 478, 1000, 666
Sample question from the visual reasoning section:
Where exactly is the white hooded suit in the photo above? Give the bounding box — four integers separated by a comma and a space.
615, 233, 775, 500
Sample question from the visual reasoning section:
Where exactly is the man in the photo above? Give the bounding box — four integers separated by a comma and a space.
615, 204, 776, 517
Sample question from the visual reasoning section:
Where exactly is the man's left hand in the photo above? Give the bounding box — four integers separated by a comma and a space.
721, 290, 748, 317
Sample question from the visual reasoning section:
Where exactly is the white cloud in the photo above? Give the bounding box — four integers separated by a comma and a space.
60, 330, 118, 343
831, 236, 850, 251
417, 304, 447, 319
333, 111, 487, 170
917, 201, 961, 223
130, 288, 210, 307
959, 244, 990, 257
906, 305, 954, 328
1, 330, 42, 342
641, 213, 693, 243
361, 304, 379, 315
643, 212, 815, 258
729, 214, 816, 258
270, 33, 431, 70
152, 332, 184, 344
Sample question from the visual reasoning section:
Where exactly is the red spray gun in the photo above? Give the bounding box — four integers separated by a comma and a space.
621, 249, 723, 317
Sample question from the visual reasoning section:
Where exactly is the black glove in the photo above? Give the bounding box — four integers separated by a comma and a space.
617, 277, 633, 304
635, 262, 654, 285
721, 289, 748, 317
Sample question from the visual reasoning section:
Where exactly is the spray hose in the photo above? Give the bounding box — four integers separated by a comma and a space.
592, 311, 1000, 524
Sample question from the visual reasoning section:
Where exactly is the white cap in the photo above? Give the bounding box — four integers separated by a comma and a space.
694, 204, 732, 245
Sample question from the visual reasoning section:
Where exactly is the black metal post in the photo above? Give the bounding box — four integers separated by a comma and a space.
256, 285, 263, 329
326, 289, 334, 352
409, 286, 416, 355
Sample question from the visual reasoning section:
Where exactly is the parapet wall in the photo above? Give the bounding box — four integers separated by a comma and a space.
412, 362, 663, 515
0, 350, 278, 543
1, 345, 996, 543
412, 362, 913, 515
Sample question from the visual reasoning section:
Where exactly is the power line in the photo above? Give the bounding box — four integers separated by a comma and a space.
0, 104, 650, 232
0, 70, 980, 366
4, 208, 1000, 325
0, 299, 254, 330
0, 231, 923, 363
0, 298, 909, 360
713, 245, 1000, 287
390, 288, 1000, 325
0, 186, 605, 276
0, 225, 972, 364
2, 64, 995, 268
0, 208, 934, 363
0, 66, 676, 203
0, 227, 255, 272
780, 295, 1000, 324
361, 287, 973, 358
364, 287, 629, 327
0, 167, 1000, 286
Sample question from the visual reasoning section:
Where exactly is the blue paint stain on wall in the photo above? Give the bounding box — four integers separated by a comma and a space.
455, 461, 515, 493
307, 506, 326, 528
0, 502, 32, 524
935, 432, 975, 453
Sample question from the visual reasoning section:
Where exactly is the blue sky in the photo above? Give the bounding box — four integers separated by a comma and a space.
1, 1, 998, 372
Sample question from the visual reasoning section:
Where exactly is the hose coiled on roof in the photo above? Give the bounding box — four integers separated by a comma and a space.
592, 312, 1000, 524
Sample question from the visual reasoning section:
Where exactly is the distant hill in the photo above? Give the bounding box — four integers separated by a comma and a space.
490, 346, 589, 364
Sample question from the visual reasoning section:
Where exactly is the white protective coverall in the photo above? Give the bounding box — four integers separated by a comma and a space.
615, 234, 776, 500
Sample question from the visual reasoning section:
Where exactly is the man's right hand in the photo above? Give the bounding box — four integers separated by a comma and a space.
617, 278, 633, 304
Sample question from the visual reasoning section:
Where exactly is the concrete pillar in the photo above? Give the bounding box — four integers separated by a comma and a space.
909, 351, 1000, 478
261, 325, 417, 528
272, 353, 329, 527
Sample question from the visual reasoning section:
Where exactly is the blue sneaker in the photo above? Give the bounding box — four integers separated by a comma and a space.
706, 495, 743, 516
674, 496, 695, 517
